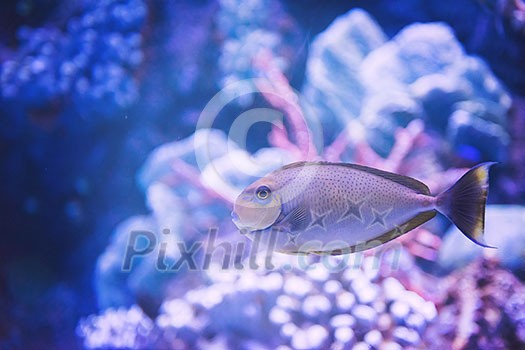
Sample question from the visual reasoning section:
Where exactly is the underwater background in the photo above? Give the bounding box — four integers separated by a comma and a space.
1, 0, 525, 349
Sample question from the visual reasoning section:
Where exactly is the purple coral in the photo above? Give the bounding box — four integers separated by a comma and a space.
0, 0, 146, 121
427, 259, 525, 349
77, 305, 157, 349
81, 254, 440, 349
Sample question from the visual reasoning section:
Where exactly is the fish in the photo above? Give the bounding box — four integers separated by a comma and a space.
231, 161, 496, 255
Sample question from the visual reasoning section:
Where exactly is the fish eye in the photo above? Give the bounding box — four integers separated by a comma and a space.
255, 185, 271, 200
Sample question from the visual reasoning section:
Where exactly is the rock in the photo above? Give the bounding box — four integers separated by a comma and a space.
302, 8, 510, 161
301, 9, 387, 145
360, 22, 510, 158
448, 106, 509, 163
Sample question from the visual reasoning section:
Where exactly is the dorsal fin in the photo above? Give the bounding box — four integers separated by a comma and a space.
276, 161, 431, 195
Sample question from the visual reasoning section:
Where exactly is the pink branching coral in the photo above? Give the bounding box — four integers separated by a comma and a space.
249, 50, 477, 262
254, 49, 318, 161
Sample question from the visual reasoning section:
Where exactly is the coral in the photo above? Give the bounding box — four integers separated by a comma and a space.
301, 9, 511, 163
427, 259, 525, 349
254, 53, 319, 160
77, 305, 157, 349
81, 253, 439, 349
215, 0, 302, 104
128, 1, 221, 138
0, 0, 146, 123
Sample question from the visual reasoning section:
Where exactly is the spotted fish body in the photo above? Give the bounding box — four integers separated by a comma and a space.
232, 161, 495, 255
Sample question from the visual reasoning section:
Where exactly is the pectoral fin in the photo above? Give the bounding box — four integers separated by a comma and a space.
274, 205, 309, 233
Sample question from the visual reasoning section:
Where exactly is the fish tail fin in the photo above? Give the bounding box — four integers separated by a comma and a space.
436, 162, 497, 248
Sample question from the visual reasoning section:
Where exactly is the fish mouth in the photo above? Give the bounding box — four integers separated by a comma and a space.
231, 211, 240, 223
231, 211, 254, 233
232, 222, 271, 234
231, 211, 272, 235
